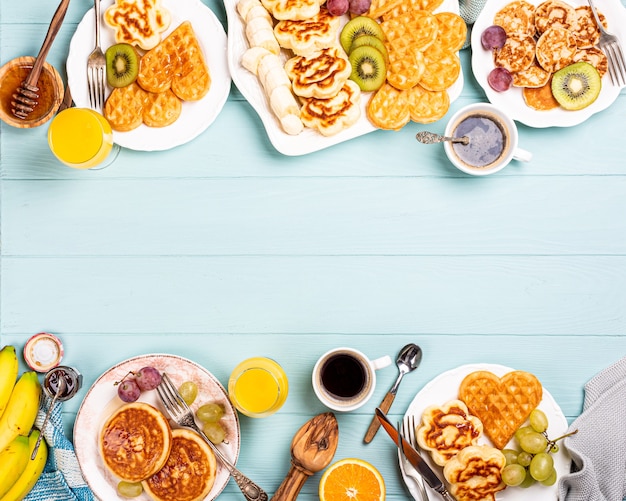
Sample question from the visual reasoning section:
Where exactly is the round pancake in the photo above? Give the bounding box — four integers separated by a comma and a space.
143, 428, 217, 501
523, 78, 560, 111
494, 33, 536, 73
493, 0, 536, 36
536, 27, 578, 73
534, 0, 577, 35
100, 402, 172, 482
573, 6, 605, 49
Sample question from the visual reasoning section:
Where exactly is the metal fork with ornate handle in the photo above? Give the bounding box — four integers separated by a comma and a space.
156, 373, 268, 501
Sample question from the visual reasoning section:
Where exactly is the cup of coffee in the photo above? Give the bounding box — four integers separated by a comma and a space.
443, 103, 532, 176
312, 347, 391, 412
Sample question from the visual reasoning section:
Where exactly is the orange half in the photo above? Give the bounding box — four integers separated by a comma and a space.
319, 458, 386, 501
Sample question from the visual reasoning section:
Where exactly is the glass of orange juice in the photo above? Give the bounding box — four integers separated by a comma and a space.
47, 108, 119, 169
228, 357, 288, 418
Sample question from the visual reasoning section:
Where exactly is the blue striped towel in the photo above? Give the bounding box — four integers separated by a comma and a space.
24, 395, 95, 501
459, 0, 488, 48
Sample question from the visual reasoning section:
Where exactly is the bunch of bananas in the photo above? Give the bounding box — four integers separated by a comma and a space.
0, 345, 46, 501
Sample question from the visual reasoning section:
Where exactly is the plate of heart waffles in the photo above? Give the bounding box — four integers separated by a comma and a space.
74, 354, 240, 501
402, 364, 570, 501
67, 0, 231, 151
225, 0, 465, 155
471, 0, 626, 128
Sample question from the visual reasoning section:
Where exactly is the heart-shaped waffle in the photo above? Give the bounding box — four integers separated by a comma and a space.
458, 370, 543, 450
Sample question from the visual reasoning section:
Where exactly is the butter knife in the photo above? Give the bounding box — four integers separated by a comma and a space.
376, 408, 456, 501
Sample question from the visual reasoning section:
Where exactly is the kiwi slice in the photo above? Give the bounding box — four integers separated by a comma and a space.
340, 16, 385, 54
105, 43, 139, 88
551, 62, 601, 111
350, 35, 389, 64
348, 45, 386, 92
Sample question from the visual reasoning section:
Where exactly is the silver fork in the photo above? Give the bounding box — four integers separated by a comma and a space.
588, 0, 626, 86
87, 0, 106, 111
399, 415, 429, 501
156, 373, 268, 501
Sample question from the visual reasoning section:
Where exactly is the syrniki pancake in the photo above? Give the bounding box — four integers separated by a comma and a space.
143, 428, 217, 501
274, 8, 342, 56
99, 402, 172, 482
299, 80, 362, 136
285, 47, 352, 99
263, 0, 325, 21
417, 399, 483, 466
443, 445, 506, 501
104, 0, 171, 50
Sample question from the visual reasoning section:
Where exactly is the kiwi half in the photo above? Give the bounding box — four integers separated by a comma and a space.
340, 16, 385, 54
105, 43, 139, 88
348, 45, 386, 91
551, 61, 601, 111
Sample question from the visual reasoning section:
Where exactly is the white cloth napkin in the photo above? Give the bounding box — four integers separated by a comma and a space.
24, 396, 94, 501
557, 356, 626, 501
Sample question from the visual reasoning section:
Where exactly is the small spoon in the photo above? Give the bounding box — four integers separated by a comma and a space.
416, 131, 469, 145
11, 0, 71, 119
31, 376, 66, 460
364, 343, 423, 443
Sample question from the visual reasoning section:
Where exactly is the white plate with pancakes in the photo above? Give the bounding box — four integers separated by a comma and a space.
225, 0, 464, 155
67, 0, 231, 151
471, 0, 626, 128
401, 363, 569, 500
74, 353, 240, 501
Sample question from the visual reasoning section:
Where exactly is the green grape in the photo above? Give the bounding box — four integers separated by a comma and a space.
520, 431, 548, 454
519, 473, 537, 488
514, 425, 534, 442
179, 381, 198, 405
517, 451, 533, 467
203, 422, 226, 444
529, 452, 554, 482
197, 403, 225, 423
117, 481, 143, 498
502, 449, 519, 466
540, 468, 558, 486
550, 443, 560, 453
529, 409, 549, 433
502, 464, 526, 486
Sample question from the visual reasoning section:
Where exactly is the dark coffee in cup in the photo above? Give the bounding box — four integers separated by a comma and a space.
320, 353, 367, 398
450, 112, 509, 169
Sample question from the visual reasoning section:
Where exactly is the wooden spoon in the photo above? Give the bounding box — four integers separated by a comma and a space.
12, 0, 71, 119
271, 412, 339, 501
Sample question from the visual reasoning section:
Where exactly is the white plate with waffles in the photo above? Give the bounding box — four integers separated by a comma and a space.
74, 353, 240, 501
471, 0, 626, 128
225, 0, 464, 155
401, 363, 569, 500
67, 0, 231, 151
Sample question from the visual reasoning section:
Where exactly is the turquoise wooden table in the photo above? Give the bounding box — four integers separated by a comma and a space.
1, 0, 626, 499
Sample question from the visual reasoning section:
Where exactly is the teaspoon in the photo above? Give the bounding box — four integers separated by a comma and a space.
31, 376, 66, 459
363, 343, 423, 443
416, 131, 469, 145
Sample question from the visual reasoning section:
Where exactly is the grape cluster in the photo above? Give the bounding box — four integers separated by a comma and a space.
116, 366, 162, 402
501, 409, 577, 488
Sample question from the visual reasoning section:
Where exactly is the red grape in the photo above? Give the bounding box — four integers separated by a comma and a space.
349, 0, 371, 15
118, 379, 141, 402
135, 366, 162, 391
481, 25, 507, 50
487, 67, 512, 92
326, 0, 349, 16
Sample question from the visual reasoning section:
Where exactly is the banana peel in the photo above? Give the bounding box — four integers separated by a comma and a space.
0, 346, 19, 417
0, 430, 48, 501
0, 372, 41, 452
0, 436, 30, 499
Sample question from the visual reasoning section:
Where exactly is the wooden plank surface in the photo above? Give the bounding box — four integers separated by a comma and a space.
2, 0, 626, 500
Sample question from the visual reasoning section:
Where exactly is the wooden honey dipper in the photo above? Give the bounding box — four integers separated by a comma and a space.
12, 0, 71, 119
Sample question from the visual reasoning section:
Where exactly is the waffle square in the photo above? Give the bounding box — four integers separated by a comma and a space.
458, 370, 543, 450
